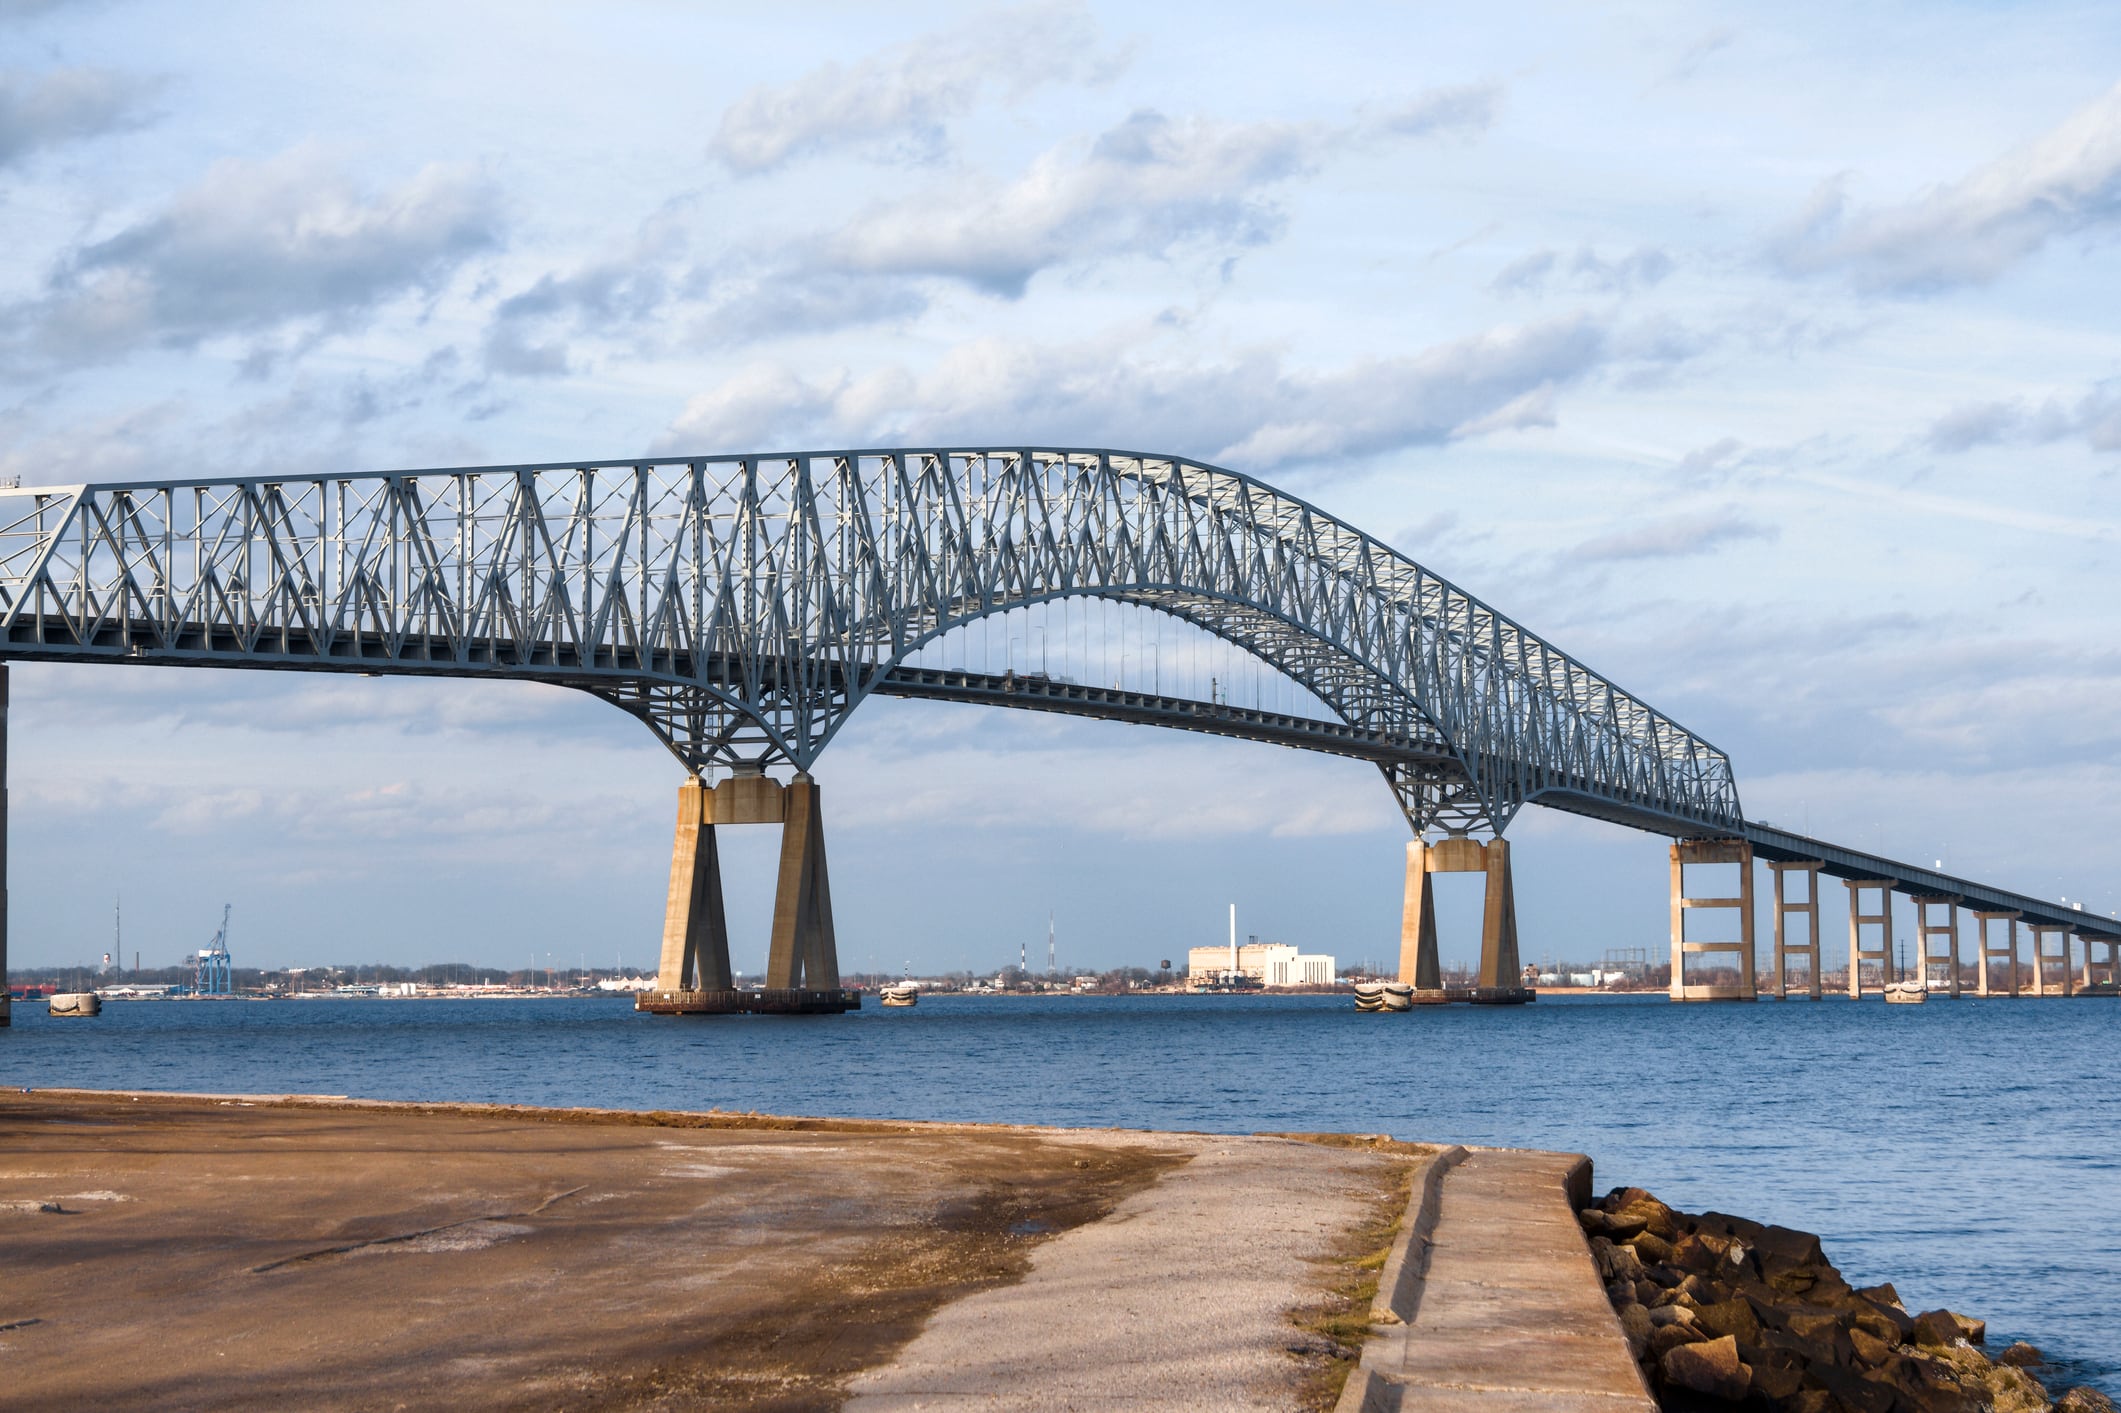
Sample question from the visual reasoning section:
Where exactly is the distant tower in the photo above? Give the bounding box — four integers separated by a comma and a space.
1229, 903, 1238, 974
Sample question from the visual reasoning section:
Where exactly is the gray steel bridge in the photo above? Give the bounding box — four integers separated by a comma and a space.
0, 448, 2112, 1021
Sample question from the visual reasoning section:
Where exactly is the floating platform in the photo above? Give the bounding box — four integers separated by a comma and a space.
1357, 985, 1535, 1011
636, 987, 861, 1016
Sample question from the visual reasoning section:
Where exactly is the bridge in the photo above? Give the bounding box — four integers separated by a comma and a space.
0, 448, 2113, 1023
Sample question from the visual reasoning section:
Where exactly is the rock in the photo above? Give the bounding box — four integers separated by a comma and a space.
1765, 1265, 1820, 1297
1696, 1210, 1771, 1247
1672, 1232, 1726, 1273
1913, 1308, 1967, 1347
1847, 1324, 1895, 1367
1981, 1362, 2051, 1413
1673, 1272, 1715, 1304
1618, 1301, 1653, 1348
1766, 1317, 1856, 1371
1663, 1334, 1751, 1401
1996, 1340, 2043, 1367
1738, 1345, 1807, 1401
1803, 1361, 1898, 1413
1947, 1310, 1986, 1345
1692, 1297, 1762, 1345
1649, 1321, 1707, 1359
1855, 1281, 1904, 1310
1615, 1198, 1680, 1243
1850, 1293, 1915, 1341
1633, 1278, 1660, 1306
1603, 1185, 1656, 1212
1648, 1303, 1697, 1329
1629, 1231, 1675, 1265
1592, 1237, 1644, 1283
2057, 1388, 2120, 1413
1751, 1223, 1827, 1271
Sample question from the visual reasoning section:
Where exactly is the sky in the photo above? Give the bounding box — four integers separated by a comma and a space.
3, 0, 2119, 976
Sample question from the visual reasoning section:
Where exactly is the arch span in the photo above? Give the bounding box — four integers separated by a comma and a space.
0, 448, 1740, 836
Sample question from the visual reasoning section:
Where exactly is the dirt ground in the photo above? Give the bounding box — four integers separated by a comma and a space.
0, 1090, 1191, 1411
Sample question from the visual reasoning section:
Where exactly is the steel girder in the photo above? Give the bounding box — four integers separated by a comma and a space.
0, 449, 1742, 837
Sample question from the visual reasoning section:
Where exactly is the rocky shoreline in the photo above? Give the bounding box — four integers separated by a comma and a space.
1581, 1186, 2112, 1412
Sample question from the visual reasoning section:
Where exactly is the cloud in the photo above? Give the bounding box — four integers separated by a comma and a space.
1492, 245, 1673, 296
7, 147, 502, 365
0, 66, 150, 167
1369, 82, 1499, 140
655, 312, 1625, 471
1773, 79, 2121, 291
478, 209, 687, 377
1574, 508, 1776, 562
819, 108, 1325, 297
1921, 379, 2121, 454
709, 2, 1119, 174
1671, 436, 1746, 483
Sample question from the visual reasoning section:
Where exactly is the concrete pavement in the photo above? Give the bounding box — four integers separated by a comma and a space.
1342, 1147, 1656, 1411
845, 1135, 1402, 1411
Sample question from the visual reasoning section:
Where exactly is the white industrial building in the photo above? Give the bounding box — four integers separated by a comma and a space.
1187, 941, 1336, 988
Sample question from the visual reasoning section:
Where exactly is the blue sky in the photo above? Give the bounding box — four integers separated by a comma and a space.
4, 1, 2119, 974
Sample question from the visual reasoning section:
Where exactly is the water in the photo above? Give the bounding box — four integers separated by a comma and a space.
5, 991, 2116, 1392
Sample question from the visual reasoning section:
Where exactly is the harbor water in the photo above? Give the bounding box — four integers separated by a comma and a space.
4, 990, 2115, 1392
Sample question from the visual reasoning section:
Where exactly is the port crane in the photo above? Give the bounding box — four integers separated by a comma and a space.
195, 905, 233, 995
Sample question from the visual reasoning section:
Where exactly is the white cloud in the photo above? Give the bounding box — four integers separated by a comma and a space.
1922, 379, 2121, 453
819, 108, 1324, 297
655, 313, 1620, 471
1369, 82, 1499, 139
8, 147, 502, 364
1775, 79, 2121, 291
0, 66, 149, 167
709, 2, 1119, 174
1574, 508, 1776, 562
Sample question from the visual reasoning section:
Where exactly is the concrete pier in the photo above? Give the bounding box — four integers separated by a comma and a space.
639, 772, 854, 1015
1770, 860, 1823, 999
1912, 895, 1962, 998
1669, 839, 1756, 1001
655, 777, 732, 992
1397, 837, 1530, 1004
1974, 910, 2022, 997
767, 776, 840, 991
1, 663, 9, 1029
1845, 878, 1894, 998
2032, 925, 2072, 996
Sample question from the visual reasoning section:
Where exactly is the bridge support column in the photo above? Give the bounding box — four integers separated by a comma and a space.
1846, 879, 1894, 998
1394, 837, 1527, 1002
2080, 935, 2117, 992
1669, 839, 1755, 1001
1397, 840, 1443, 991
1, 664, 8, 1030
1911, 896, 1961, 998
1974, 911, 2022, 998
640, 773, 853, 1015
1474, 837, 1524, 1000
766, 776, 841, 991
1770, 862, 1823, 999
655, 777, 732, 992
2031, 924, 2071, 997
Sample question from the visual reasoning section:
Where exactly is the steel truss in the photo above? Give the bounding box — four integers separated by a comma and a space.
0, 449, 1741, 837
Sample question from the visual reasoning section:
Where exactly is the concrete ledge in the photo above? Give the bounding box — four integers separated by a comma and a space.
1369, 1145, 1468, 1324
1343, 1147, 1654, 1412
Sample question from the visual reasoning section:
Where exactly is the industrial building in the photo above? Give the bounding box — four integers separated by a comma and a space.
1187, 941, 1336, 989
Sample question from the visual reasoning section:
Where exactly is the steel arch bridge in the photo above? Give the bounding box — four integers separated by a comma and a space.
0, 448, 1740, 839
